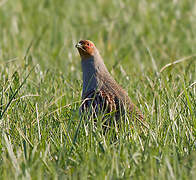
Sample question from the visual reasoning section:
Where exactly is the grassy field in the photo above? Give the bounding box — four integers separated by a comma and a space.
0, 0, 196, 179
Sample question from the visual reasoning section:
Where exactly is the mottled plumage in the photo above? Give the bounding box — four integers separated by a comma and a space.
75, 40, 145, 127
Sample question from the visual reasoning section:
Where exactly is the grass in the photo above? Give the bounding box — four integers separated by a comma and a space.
0, 0, 196, 179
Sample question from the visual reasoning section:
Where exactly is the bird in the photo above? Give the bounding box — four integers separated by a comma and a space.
75, 40, 146, 128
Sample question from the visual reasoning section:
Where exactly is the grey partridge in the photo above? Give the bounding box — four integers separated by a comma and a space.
75, 40, 145, 127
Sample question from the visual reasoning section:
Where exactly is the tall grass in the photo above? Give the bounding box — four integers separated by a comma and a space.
0, 0, 195, 179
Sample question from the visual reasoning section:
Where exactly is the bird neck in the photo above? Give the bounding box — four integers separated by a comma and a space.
81, 53, 109, 97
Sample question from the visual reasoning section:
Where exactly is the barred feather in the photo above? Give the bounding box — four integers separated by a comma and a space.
76, 39, 147, 128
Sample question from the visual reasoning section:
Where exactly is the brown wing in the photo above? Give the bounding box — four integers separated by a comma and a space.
80, 89, 147, 128
80, 89, 117, 116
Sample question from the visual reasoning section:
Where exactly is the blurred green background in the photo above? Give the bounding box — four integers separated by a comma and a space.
1, 0, 195, 69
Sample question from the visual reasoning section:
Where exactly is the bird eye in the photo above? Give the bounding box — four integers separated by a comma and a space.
87, 43, 90, 46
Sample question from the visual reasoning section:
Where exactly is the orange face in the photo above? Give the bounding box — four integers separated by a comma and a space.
75, 40, 95, 58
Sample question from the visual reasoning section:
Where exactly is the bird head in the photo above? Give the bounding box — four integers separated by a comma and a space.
75, 40, 96, 59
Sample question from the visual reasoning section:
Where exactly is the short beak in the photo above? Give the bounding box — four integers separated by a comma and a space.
75, 42, 82, 49
75, 42, 86, 52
